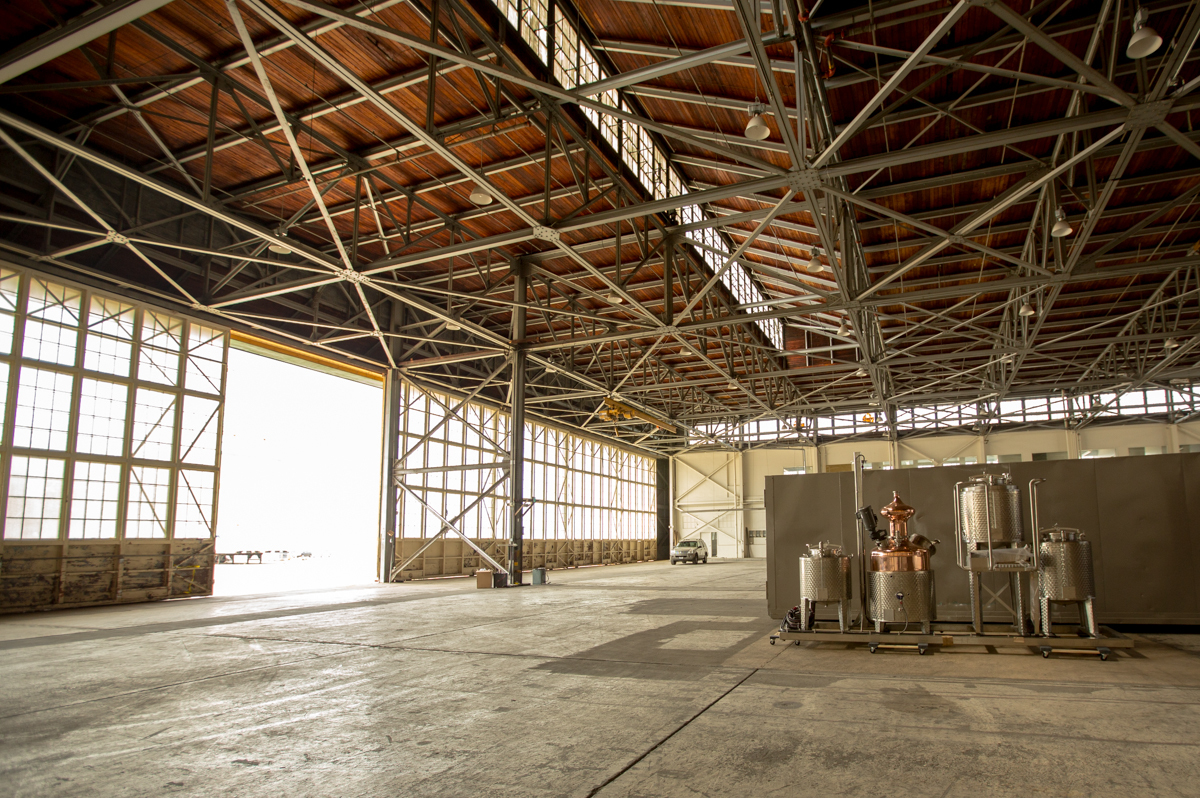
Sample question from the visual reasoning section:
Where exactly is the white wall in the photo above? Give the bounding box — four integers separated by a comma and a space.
673, 420, 1200, 558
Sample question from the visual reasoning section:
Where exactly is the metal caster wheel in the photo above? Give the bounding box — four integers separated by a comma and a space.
795, 640, 802, 646
918, 644, 928, 656
869, 644, 878, 654
1099, 648, 1111, 661
1040, 647, 1051, 659
770, 638, 776, 646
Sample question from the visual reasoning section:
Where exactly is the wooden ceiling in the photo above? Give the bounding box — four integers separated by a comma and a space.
1, 0, 1198, 451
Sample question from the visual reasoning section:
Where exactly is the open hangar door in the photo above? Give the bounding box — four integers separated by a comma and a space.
214, 335, 382, 595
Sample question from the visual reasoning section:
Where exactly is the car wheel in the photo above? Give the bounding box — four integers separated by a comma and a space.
670, 560, 677, 565
703, 557, 708, 563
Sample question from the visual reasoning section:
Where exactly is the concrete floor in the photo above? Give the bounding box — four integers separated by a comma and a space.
1, 560, 1198, 797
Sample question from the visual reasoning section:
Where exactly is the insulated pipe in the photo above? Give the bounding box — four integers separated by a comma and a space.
1029, 478, 1047, 636
953, 481, 965, 569
853, 452, 868, 629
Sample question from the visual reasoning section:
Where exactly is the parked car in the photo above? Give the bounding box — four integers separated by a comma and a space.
670, 539, 708, 564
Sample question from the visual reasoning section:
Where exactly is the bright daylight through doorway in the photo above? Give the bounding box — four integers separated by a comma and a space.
214, 347, 382, 596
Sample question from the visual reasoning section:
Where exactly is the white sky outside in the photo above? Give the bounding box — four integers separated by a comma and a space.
215, 348, 382, 590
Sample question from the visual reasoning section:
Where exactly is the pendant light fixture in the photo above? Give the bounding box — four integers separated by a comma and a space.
807, 247, 827, 273
1126, 7, 1162, 60
1164, 337, 1180, 350
470, 139, 494, 205
855, 367, 868, 377
745, 104, 770, 141
837, 319, 849, 336
1019, 302, 1036, 317
1051, 207, 1073, 238
469, 185, 493, 205
606, 291, 624, 304
268, 227, 290, 254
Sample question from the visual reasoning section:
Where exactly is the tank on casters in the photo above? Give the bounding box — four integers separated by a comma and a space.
1029, 479, 1098, 639
797, 542, 851, 632
869, 493, 936, 635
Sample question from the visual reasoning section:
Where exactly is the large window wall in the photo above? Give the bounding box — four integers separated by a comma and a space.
395, 380, 655, 542
0, 266, 227, 545
689, 386, 1200, 446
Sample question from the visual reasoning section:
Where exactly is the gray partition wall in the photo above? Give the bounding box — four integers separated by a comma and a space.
765, 453, 1200, 624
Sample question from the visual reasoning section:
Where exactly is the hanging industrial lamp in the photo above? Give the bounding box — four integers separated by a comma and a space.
855, 367, 868, 377
446, 319, 462, 331
1019, 302, 1036, 317
469, 185, 494, 205
1165, 337, 1180, 350
268, 227, 290, 254
744, 104, 770, 141
837, 319, 849, 336
807, 247, 826, 273
1126, 7, 1162, 59
1051, 208, 1073, 238
606, 291, 624, 304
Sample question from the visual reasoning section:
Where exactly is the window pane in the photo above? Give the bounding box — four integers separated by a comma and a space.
127, 466, 171, 538
180, 395, 220, 466
6, 456, 65, 539
69, 461, 122, 539
77, 378, 129, 457
131, 388, 176, 461
13, 367, 74, 451
175, 469, 215, 538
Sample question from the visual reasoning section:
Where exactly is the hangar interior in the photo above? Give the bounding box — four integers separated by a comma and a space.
1, 0, 1200, 794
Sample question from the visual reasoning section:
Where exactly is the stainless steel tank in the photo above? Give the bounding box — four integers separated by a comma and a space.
1037, 527, 1098, 638
799, 543, 851, 601
955, 473, 1031, 634
797, 542, 851, 631
1038, 528, 1095, 601
957, 473, 1022, 544
868, 493, 935, 634
870, 571, 932, 628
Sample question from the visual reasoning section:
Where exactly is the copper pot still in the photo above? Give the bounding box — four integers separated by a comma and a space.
869, 492, 936, 572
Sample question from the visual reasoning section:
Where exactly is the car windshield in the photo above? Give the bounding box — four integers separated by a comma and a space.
677, 541, 698, 547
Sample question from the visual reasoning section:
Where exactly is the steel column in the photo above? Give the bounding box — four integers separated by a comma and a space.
508, 260, 529, 584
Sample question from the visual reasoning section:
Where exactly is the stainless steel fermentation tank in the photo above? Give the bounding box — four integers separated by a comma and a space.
797, 542, 851, 632
869, 493, 936, 634
1029, 479, 1098, 638
953, 473, 1033, 633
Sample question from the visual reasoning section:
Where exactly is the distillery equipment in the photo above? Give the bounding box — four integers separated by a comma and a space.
1029, 479, 1098, 639
797, 542, 851, 632
953, 473, 1033, 633
869, 492, 935, 635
